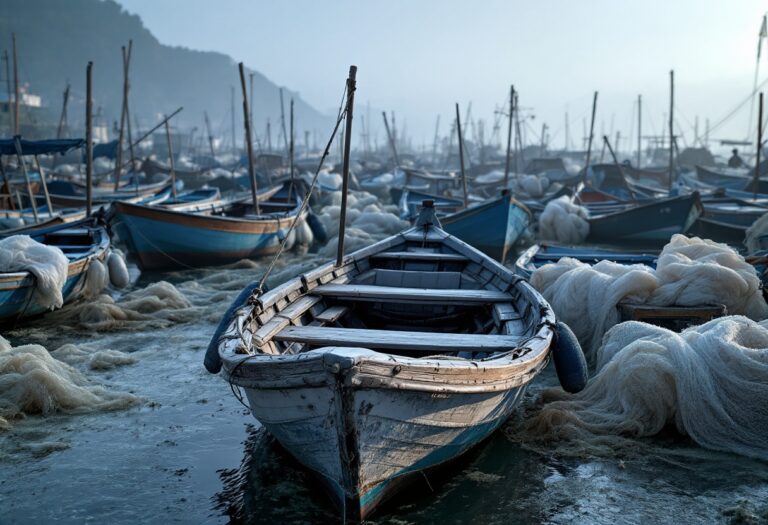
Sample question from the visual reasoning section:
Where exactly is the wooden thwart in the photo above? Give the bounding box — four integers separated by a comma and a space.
274, 325, 522, 352
371, 251, 468, 262
311, 284, 510, 304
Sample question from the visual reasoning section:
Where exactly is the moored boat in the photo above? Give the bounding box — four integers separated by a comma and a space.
109, 183, 309, 271
206, 204, 578, 521
0, 216, 111, 323
399, 189, 531, 262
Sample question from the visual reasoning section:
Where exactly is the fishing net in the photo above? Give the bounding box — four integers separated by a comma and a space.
0, 336, 139, 429
518, 317, 768, 461
530, 234, 768, 356
0, 235, 69, 310
537, 195, 590, 243
744, 211, 768, 254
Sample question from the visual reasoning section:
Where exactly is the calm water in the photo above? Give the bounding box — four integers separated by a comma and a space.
1, 254, 767, 524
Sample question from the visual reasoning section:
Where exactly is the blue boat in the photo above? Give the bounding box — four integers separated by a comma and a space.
0, 216, 111, 323
399, 189, 531, 262
109, 184, 309, 271
585, 193, 703, 245
514, 243, 659, 280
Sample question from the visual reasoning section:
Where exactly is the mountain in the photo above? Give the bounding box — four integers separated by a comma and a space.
0, 0, 330, 142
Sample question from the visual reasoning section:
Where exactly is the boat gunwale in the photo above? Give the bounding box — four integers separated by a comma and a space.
218, 225, 555, 394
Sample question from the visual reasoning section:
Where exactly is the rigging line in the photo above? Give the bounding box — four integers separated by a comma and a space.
256, 82, 349, 291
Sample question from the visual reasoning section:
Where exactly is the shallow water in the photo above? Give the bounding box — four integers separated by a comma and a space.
2, 253, 768, 524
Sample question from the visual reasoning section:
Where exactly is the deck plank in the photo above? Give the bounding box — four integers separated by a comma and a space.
274, 325, 522, 351
311, 283, 510, 304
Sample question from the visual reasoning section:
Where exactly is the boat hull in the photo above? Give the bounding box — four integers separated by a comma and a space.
402, 191, 531, 262
587, 193, 702, 244
235, 348, 537, 521
111, 200, 303, 271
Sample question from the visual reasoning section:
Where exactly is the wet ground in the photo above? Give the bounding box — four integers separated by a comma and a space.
1, 254, 768, 524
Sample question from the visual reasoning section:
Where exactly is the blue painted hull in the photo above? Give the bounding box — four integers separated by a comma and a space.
111, 199, 303, 271
586, 193, 703, 244
402, 190, 531, 262
0, 218, 110, 323
442, 194, 530, 262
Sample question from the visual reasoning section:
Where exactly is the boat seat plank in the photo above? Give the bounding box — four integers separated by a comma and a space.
314, 305, 349, 324
311, 284, 510, 304
274, 325, 522, 351
371, 251, 468, 262
373, 269, 462, 289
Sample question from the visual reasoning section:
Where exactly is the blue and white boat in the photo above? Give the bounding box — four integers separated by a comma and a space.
207, 205, 576, 521
109, 183, 310, 271
0, 216, 111, 323
399, 189, 531, 262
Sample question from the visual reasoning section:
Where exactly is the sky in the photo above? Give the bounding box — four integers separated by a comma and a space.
118, 0, 767, 153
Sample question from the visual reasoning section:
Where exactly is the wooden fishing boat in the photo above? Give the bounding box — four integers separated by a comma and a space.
399, 189, 531, 262
206, 204, 572, 521
694, 165, 768, 193
109, 183, 307, 271
41, 177, 174, 208
585, 192, 703, 244
0, 216, 111, 323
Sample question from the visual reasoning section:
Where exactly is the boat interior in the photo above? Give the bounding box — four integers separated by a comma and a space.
243, 234, 540, 360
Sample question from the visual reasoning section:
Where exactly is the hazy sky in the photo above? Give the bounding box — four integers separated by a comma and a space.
119, 0, 766, 152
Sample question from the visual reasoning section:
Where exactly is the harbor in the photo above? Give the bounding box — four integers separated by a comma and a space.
2, 1, 768, 523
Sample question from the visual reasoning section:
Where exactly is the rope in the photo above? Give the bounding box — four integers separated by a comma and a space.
255, 81, 350, 292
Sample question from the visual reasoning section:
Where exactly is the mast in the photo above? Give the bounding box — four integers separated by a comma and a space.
230, 85, 237, 153
637, 94, 642, 168
504, 85, 514, 187
3, 50, 11, 135
238, 62, 259, 215
455, 103, 468, 209
85, 61, 94, 217
382, 111, 400, 167
204, 111, 216, 161
279, 87, 288, 157
336, 65, 358, 267
164, 117, 177, 199
668, 70, 675, 192
582, 91, 598, 185
755, 92, 763, 200
56, 83, 70, 139
12, 33, 19, 135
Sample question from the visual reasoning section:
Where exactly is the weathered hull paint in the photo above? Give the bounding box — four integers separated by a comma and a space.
238, 350, 536, 522
587, 193, 702, 244
111, 199, 303, 271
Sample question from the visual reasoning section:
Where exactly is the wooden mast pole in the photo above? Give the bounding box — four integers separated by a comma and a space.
504, 85, 514, 187
204, 111, 216, 161
114, 43, 129, 190
755, 92, 763, 200
3, 51, 12, 136
56, 83, 70, 139
164, 117, 177, 199
382, 111, 400, 167
456, 103, 469, 209
668, 70, 675, 193
12, 33, 20, 136
582, 91, 598, 185
637, 94, 642, 168
336, 65, 358, 268
289, 98, 295, 196
238, 62, 260, 215
85, 61, 94, 217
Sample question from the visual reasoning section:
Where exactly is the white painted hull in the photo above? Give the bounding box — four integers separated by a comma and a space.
231, 347, 545, 520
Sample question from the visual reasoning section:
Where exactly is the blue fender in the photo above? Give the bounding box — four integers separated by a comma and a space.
307, 211, 328, 245
204, 281, 264, 374
552, 321, 588, 393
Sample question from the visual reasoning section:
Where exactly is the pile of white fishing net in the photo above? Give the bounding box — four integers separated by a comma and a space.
517, 317, 768, 460
531, 234, 768, 355
537, 196, 590, 243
